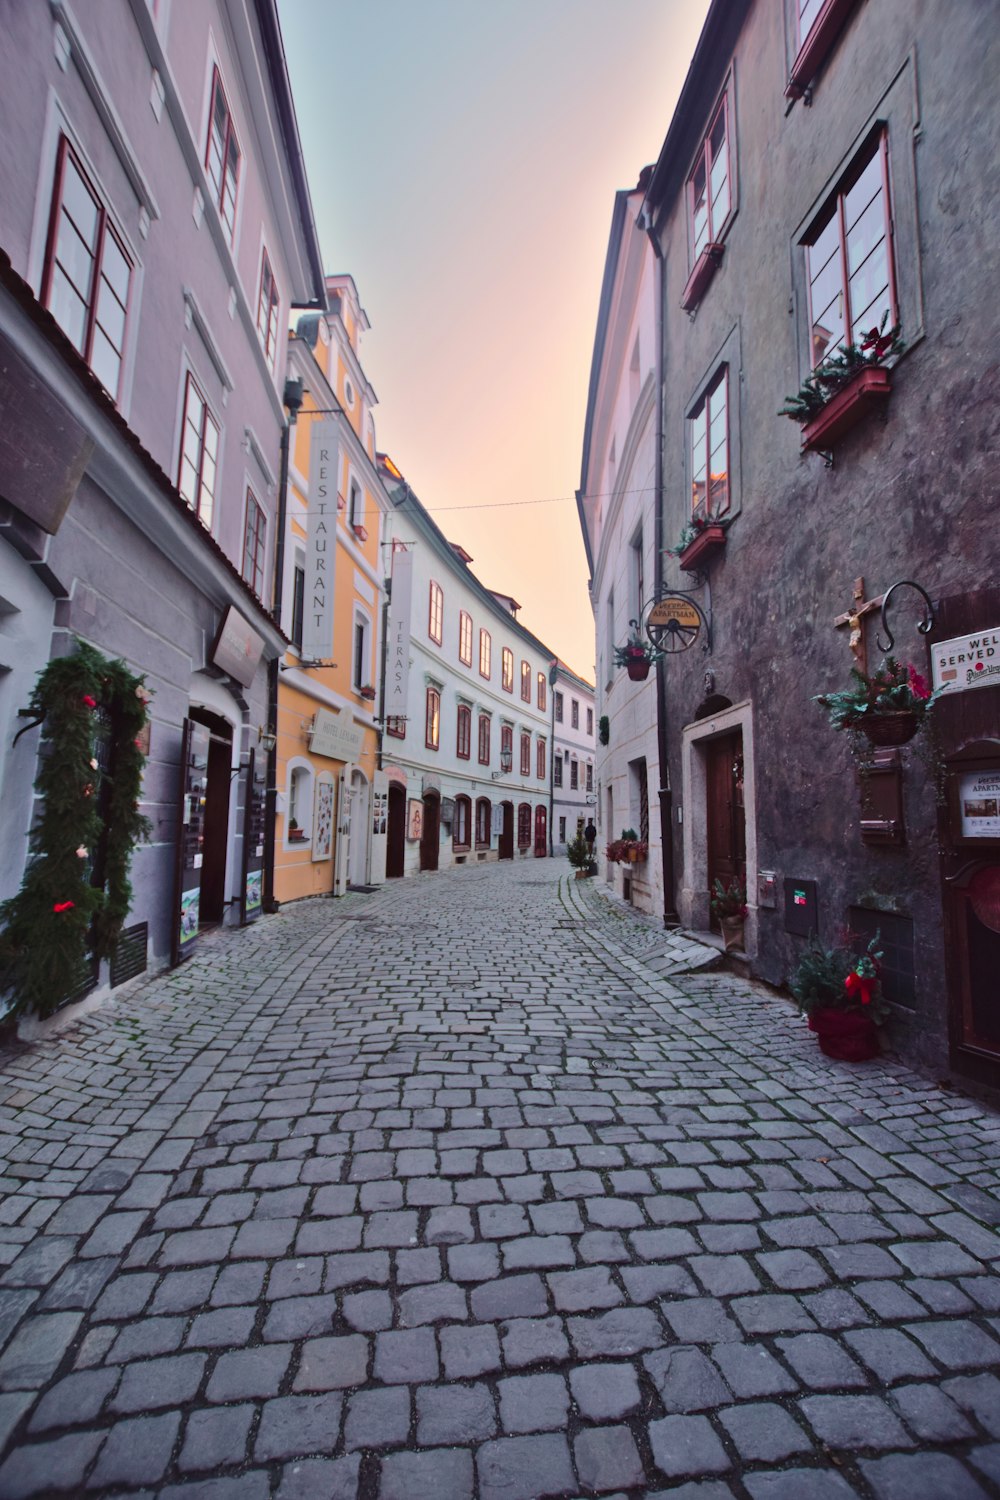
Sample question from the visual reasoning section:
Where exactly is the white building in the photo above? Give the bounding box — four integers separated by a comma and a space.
577, 174, 664, 916
376, 456, 555, 877
551, 664, 596, 857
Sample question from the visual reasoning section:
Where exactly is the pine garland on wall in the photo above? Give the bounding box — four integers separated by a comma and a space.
0, 640, 151, 1018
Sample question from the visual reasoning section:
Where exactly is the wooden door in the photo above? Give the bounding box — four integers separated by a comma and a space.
499, 801, 514, 860
386, 784, 406, 877
706, 730, 745, 926
420, 792, 439, 871
533, 804, 547, 857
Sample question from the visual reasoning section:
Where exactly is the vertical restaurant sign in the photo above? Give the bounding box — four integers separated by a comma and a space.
387, 545, 413, 719
303, 420, 339, 661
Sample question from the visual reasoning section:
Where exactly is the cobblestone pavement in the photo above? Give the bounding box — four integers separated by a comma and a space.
1, 861, 999, 1500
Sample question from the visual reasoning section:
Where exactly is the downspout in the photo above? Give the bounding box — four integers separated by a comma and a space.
645, 215, 679, 927
263, 375, 303, 913
548, 662, 558, 856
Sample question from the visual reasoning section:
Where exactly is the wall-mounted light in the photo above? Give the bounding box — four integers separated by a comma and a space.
258, 727, 277, 754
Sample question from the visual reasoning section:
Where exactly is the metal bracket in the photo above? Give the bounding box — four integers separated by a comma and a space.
876, 579, 936, 654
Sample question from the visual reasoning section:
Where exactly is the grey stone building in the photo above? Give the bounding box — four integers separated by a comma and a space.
0, 0, 324, 1006
639, 0, 1000, 1092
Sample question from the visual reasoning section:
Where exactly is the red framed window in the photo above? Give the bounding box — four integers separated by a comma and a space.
501, 724, 513, 769
42, 136, 132, 402
205, 67, 241, 238
689, 368, 729, 517
520, 661, 531, 702
537, 737, 546, 780
458, 611, 473, 666
537, 673, 546, 712
688, 93, 731, 260
242, 489, 266, 598
454, 795, 471, 849
797, 0, 828, 44
502, 647, 514, 693
178, 372, 220, 528
425, 687, 440, 750
520, 732, 531, 776
475, 797, 491, 848
386, 716, 406, 740
428, 581, 443, 644
456, 704, 471, 760
805, 130, 897, 370
257, 249, 280, 368
517, 803, 532, 848
479, 629, 492, 679
478, 714, 491, 766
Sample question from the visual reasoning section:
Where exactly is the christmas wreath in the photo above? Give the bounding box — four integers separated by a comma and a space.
0, 641, 151, 1017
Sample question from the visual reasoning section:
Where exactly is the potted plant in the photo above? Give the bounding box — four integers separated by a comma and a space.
780, 314, 904, 452
667, 513, 727, 572
791, 934, 887, 1061
567, 829, 592, 879
358, 684, 377, 701
619, 829, 648, 863
599, 715, 610, 746
710, 875, 747, 951
612, 631, 663, 683
605, 838, 626, 865
816, 656, 940, 748
288, 818, 306, 843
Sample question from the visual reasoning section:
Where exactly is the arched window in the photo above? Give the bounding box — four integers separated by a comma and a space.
475, 797, 491, 848
501, 724, 513, 770
428, 581, 443, 644
456, 704, 471, 760
520, 732, 531, 776
502, 648, 514, 692
286, 758, 314, 845
536, 737, 546, 780
517, 802, 531, 848
454, 795, 471, 849
520, 660, 531, 701
459, 610, 473, 666
537, 672, 546, 711
479, 629, 492, 679
425, 687, 440, 750
478, 714, 491, 765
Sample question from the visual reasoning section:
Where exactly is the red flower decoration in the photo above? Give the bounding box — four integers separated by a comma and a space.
81, 695, 97, 708
53, 901, 75, 913
907, 664, 931, 701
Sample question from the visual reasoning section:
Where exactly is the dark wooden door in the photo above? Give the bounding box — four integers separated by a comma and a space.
706, 730, 746, 926
386, 784, 406, 877
533, 804, 547, 857
499, 801, 514, 860
420, 792, 439, 871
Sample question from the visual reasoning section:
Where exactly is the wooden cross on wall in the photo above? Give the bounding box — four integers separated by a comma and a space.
833, 577, 885, 671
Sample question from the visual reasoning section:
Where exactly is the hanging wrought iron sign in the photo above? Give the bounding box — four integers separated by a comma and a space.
646, 594, 707, 653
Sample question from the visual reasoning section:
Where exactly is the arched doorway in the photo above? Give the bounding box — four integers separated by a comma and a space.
420, 790, 440, 871
499, 801, 514, 860
349, 769, 370, 887
386, 783, 406, 878
188, 706, 234, 926
534, 804, 547, 857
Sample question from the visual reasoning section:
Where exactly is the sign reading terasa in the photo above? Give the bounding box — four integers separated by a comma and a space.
303, 420, 338, 662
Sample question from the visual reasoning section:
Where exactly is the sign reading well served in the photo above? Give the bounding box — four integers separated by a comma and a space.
932, 628, 1000, 696
303, 420, 339, 661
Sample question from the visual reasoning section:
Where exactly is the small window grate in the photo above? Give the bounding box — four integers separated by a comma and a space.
848, 906, 915, 1009
111, 922, 149, 988
56, 951, 99, 1011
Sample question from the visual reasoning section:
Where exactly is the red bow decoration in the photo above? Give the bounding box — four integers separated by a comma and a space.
81, 695, 97, 708
845, 971, 875, 1006
53, 901, 75, 913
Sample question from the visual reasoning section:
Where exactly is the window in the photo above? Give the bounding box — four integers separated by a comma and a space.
571, 699, 579, 730
520, 732, 531, 777
559, 816, 566, 843
586, 762, 594, 792
257, 249, 280, 368
521, 661, 531, 702
205, 67, 241, 238
459, 611, 473, 666
479, 629, 491, 679
630, 757, 650, 843
475, 797, 491, 848
502, 647, 514, 692
425, 687, 440, 750
630, 528, 644, 622
386, 716, 406, 740
454, 795, 471, 849
349, 479, 363, 531
478, 714, 491, 766
178, 372, 220, 528
42, 136, 132, 401
554, 691, 564, 723
586, 707, 594, 736
291, 562, 305, 649
428, 582, 443, 645
537, 673, 546, 712
688, 93, 730, 259
805, 131, 896, 370
517, 803, 531, 848
241, 490, 266, 598
554, 757, 563, 788
456, 704, 471, 760
352, 615, 369, 690
690, 368, 729, 516
798, 0, 826, 41
287, 762, 313, 844
571, 760, 579, 791
501, 724, 513, 770
537, 738, 546, 780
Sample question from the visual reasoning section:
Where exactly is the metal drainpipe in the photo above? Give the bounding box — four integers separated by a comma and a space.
645, 216, 679, 928
548, 662, 558, 856
263, 376, 303, 913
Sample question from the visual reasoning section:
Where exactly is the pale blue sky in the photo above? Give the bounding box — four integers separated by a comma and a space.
279, 0, 711, 675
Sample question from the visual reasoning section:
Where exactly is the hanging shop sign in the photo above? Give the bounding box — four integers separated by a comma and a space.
212, 606, 265, 687
932, 628, 1000, 696
959, 770, 1000, 839
0, 332, 93, 534
310, 706, 365, 762
386, 546, 413, 717
647, 595, 704, 653
303, 419, 339, 661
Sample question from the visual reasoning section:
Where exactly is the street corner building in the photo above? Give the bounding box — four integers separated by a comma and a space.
579, 0, 1000, 1095
0, 0, 325, 1010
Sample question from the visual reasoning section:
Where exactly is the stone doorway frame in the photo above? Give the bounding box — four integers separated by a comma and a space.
680, 697, 757, 956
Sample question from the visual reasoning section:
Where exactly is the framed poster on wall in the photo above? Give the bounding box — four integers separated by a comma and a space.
407, 799, 423, 840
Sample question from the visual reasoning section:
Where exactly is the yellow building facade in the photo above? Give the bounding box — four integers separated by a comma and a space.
274, 276, 390, 903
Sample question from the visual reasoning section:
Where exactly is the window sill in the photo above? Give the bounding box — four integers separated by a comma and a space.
680, 242, 724, 312
351, 524, 368, 542
453, 843, 471, 854
678, 523, 727, 572
785, 0, 858, 99
800, 367, 891, 452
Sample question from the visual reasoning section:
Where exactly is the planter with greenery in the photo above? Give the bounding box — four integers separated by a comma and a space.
668, 514, 727, 572
567, 829, 594, 879
816, 656, 940, 749
607, 829, 647, 864
710, 875, 748, 951
598, 715, 610, 746
613, 631, 664, 683
790, 934, 887, 1061
780, 316, 903, 452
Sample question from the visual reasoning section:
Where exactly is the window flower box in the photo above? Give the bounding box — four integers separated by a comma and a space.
800, 367, 891, 453
351, 523, 368, 542
680, 242, 724, 313
677, 523, 726, 573
785, 0, 858, 101
358, 685, 377, 702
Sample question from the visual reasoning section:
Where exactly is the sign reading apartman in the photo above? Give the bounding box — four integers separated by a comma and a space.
647, 596, 702, 652
303, 420, 339, 662
310, 706, 365, 762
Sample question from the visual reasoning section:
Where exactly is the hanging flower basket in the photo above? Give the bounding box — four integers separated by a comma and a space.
859, 709, 919, 747
626, 656, 650, 682
613, 633, 663, 681
816, 657, 939, 747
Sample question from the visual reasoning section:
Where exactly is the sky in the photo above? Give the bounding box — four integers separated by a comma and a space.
278, 0, 711, 681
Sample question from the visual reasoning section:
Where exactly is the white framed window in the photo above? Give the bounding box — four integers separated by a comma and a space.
286, 758, 314, 845
178, 370, 220, 529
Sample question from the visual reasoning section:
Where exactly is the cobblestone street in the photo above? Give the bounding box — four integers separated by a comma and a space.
0, 861, 999, 1499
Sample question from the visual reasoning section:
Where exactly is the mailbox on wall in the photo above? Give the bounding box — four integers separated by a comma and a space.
784, 878, 818, 936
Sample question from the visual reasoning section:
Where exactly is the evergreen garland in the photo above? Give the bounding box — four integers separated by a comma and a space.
0, 641, 151, 1018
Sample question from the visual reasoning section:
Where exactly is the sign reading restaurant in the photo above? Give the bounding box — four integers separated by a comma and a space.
303, 420, 338, 662
931, 627, 1000, 696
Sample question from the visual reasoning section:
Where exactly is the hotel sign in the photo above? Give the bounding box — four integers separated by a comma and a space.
310, 706, 365, 762
931, 628, 1000, 696
303, 420, 339, 661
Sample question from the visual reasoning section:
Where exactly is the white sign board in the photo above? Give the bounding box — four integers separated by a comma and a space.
959, 770, 1000, 839
932, 627, 1000, 696
303, 420, 339, 662
310, 706, 365, 762
386, 546, 413, 720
